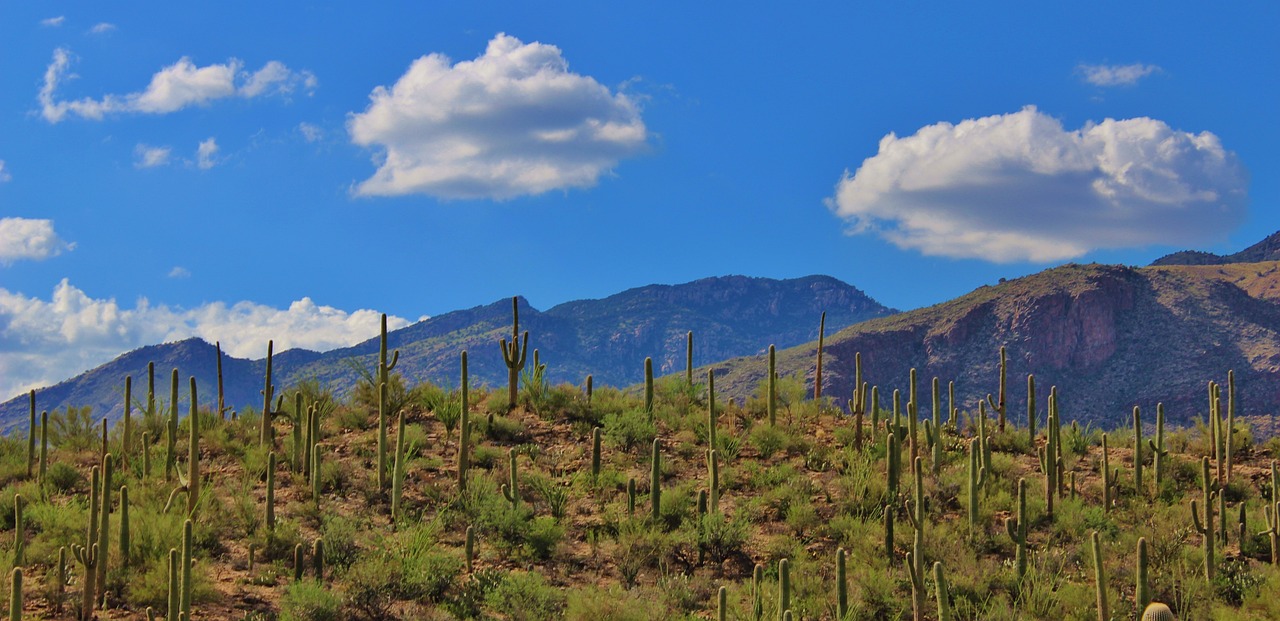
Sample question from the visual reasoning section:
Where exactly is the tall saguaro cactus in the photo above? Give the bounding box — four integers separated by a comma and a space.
987, 346, 1007, 432
1191, 456, 1217, 581
814, 312, 825, 400
1149, 403, 1168, 491
767, 345, 777, 426
500, 297, 529, 410
458, 351, 470, 491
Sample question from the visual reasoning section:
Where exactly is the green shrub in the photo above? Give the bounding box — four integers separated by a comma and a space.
280, 579, 341, 621
748, 424, 786, 460
485, 570, 565, 621
603, 408, 657, 453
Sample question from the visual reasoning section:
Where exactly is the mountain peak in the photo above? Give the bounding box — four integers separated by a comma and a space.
1151, 230, 1280, 266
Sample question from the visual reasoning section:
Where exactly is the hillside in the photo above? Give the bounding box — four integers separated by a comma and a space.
709, 262, 1280, 431
1151, 230, 1280, 266
0, 275, 893, 432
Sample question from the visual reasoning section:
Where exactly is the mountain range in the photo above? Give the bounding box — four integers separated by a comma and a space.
0, 275, 893, 431
7, 231, 1280, 435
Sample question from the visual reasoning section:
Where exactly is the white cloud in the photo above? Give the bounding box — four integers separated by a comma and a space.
1077, 63, 1162, 87
828, 107, 1247, 263
40, 16, 65, 27
0, 279, 412, 400
195, 138, 219, 169
40, 48, 314, 123
167, 266, 191, 279
298, 122, 323, 143
348, 33, 647, 200
134, 144, 172, 168
0, 218, 75, 265
88, 23, 116, 34
0, 161, 10, 183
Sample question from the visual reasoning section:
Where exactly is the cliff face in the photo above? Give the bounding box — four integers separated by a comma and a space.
712, 262, 1280, 431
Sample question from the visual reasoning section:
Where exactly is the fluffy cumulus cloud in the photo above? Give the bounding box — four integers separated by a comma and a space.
134, 144, 171, 168
0, 218, 75, 265
1077, 63, 1162, 87
348, 33, 647, 200
195, 138, 219, 169
0, 280, 413, 399
40, 48, 315, 123
828, 107, 1247, 263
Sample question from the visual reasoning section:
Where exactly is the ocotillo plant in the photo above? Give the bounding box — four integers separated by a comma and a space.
987, 345, 1007, 432
1191, 456, 1217, 580
814, 311, 825, 400
459, 352, 473, 489
501, 448, 520, 510
767, 345, 777, 426
500, 297, 529, 410
1005, 478, 1028, 581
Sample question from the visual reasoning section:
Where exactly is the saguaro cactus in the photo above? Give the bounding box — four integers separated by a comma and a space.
767, 345, 777, 426
1190, 456, 1217, 580
1136, 536, 1150, 611
260, 341, 276, 446
686, 331, 694, 388
1149, 403, 1168, 492
391, 411, 407, 522
501, 448, 520, 510
500, 297, 529, 409
1026, 374, 1036, 447
1091, 531, 1109, 621
934, 561, 952, 621
644, 357, 654, 418
836, 547, 848, 620
459, 351, 470, 491
967, 438, 986, 536
987, 346, 1007, 432
777, 558, 790, 621
814, 311, 825, 400
1005, 478, 1028, 581
650, 439, 662, 521
265, 452, 276, 531
1133, 406, 1144, 497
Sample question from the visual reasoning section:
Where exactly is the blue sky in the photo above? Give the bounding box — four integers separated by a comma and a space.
0, 2, 1276, 399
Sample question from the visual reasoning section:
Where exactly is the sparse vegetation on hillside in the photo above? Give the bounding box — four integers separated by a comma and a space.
1, 321, 1279, 620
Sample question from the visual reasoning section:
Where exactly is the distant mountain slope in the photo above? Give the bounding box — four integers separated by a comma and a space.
1152, 230, 1280, 266
0, 275, 894, 432
709, 262, 1280, 430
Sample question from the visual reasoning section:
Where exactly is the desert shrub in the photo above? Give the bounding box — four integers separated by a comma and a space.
564, 584, 651, 621
281, 579, 341, 621
526, 516, 564, 561
748, 424, 786, 459
485, 571, 565, 621
44, 461, 82, 494
696, 512, 749, 563
320, 514, 360, 570
603, 408, 657, 453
